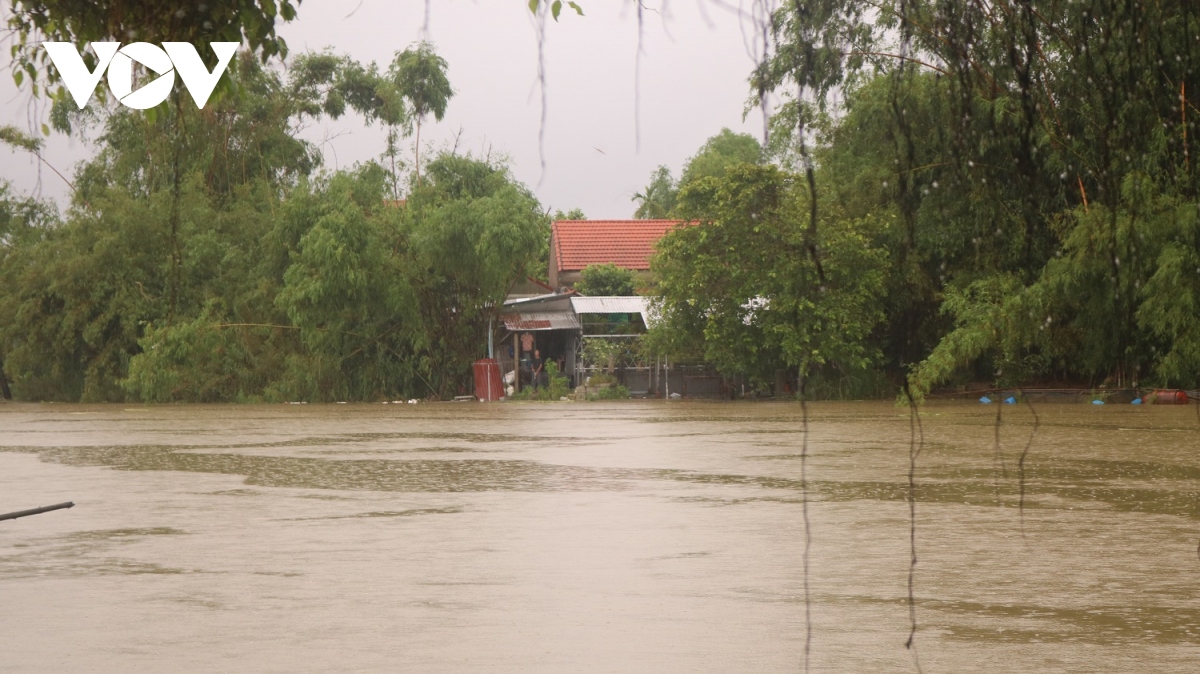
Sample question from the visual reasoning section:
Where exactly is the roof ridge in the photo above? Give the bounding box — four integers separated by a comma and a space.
551, 219, 682, 226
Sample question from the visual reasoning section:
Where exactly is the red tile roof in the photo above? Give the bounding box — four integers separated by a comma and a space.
551, 220, 683, 272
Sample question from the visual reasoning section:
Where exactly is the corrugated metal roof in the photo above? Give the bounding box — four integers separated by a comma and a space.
570, 295, 655, 327
502, 292, 576, 311
551, 220, 683, 272
499, 311, 581, 331
570, 296, 649, 314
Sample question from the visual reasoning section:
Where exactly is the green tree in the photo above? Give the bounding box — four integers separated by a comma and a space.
0, 181, 57, 399
402, 152, 548, 397
574, 263, 636, 296
552, 208, 585, 220
124, 151, 549, 403
288, 50, 409, 196
910, 178, 1200, 396
678, 128, 761, 187
648, 164, 887, 389
632, 129, 760, 220
269, 165, 418, 401
753, 0, 1200, 390
390, 42, 454, 185
1, 56, 319, 401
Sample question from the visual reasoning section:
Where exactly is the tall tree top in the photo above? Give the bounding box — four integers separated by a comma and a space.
680, 128, 762, 187
388, 41, 453, 125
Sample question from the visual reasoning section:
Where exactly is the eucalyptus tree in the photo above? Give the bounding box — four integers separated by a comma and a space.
389, 42, 454, 185
287, 50, 409, 196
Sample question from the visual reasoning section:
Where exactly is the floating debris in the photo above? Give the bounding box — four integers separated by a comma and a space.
0, 501, 75, 522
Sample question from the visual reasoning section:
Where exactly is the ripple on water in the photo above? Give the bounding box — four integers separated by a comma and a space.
924, 598, 1200, 645
278, 506, 464, 521
0, 527, 194, 579
5, 444, 648, 492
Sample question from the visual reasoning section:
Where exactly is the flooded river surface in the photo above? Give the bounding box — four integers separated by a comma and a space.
2, 401, 1199, 672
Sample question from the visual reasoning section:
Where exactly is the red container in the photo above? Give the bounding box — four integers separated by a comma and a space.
1151, 389, 1190, 405
473, 358, 504, 401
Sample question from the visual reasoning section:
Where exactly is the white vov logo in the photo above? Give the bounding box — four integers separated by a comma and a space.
42, 42, 238, 110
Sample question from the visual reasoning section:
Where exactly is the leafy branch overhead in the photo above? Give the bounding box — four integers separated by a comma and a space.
527, 0, 583, 21
0, 125, 44, 153
7, 0, 300, 100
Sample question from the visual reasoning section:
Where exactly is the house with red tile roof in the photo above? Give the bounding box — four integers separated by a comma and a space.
548, 219, 683, 290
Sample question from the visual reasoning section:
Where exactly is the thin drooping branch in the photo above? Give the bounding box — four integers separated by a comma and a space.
993, 397, 1008, 495
533, 4, 549, 181
168, 103, 184, 323
634, 0, 644, 150
28, 152, 78, 198
0, 126, 89, 207
1017, 390, 1040, 538
798, 369, 813, 673
902, 384, 924, 674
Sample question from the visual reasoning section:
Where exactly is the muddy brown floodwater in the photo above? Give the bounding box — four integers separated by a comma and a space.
2, 401, 1200, 672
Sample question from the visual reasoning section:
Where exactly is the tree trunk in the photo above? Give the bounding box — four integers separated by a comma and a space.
414, 119, 422, 185
0, 359, 12, 400
168, 98, 185, 323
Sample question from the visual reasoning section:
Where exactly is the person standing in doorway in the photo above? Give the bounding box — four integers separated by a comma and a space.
531, 349, 545, 390
519, 333, 535, 388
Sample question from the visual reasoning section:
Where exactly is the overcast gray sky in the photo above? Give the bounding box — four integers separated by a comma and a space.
1, 1, 774, 219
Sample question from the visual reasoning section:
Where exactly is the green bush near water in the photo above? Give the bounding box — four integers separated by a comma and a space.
587, 384, 630, 401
